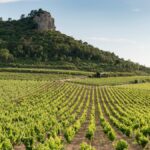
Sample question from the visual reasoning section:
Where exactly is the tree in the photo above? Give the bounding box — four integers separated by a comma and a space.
8, 18, 12, 21
75, 57, 81, 63
20, 14, 25, 20
68, 56, 72, 62
0, 49, 14, 62
38, 8, 44, 13
28, 10, 38, 17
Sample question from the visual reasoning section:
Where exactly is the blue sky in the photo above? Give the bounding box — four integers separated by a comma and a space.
0, 0, 150, 67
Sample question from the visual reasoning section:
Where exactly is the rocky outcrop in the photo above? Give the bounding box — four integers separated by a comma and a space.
33, 11, 55, 31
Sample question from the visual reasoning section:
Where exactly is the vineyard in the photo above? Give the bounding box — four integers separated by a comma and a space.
72, 76, 150, 86
0, 73, 149, 150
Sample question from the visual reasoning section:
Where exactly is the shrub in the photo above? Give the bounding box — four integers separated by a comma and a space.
134, 80, 139, 84
73, 120, 81, 132
132, 123, 140, 130
108, 131, 116, 141
100, 117, 105, 122
141, 126, 150, 136
86, 124, 96, 140
64, 127, 75, 143
115, 139, 128, 150
22, 136, 34, 149
103, 125, 111, 134
48, 137, 63, 150
135, 131, 149, 147
125, 128, 131, 137
36, 136, 63, 150
138, 136, 149, 147
80, 142, 95, 150
2, 139, 13, 150
36, 143, 47, 150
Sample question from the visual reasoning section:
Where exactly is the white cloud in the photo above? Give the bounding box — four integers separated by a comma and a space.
88, 37, 137, 44
0, 0, 22, 3
1, 0, 41, 3
0, 0, 39, 3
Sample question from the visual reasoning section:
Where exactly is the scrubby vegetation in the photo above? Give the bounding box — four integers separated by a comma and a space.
115, 140, 128, 150
80, 142, 95, 150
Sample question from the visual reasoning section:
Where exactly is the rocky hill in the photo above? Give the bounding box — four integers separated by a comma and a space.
0, 9, 149, 73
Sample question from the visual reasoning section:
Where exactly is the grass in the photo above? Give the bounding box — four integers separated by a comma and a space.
72, 76, 150, 86
0, 67, 94, 76
0, 72, 78, 81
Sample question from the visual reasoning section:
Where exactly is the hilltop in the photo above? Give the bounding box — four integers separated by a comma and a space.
0, 9, 149, 73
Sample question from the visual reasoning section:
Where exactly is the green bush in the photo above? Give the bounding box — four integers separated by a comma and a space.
135, 131, 149, 147
36, 136, 63, 150
125, 128, 131, 137
48, 137, 63, 150
103, 125, 111, 134
141, 126, 150, 136
138, 136, 149, 147
134, 79, 139, 84
115, 139, 128, 150
80, 142, 95, 150
86, 124, 96, 140
2, 139, 13, 150
22, 136, 34, 150
36, 143, 48, 150
108, 131, 116, 141
64, 127, 75, 143
73, 120, 81, 132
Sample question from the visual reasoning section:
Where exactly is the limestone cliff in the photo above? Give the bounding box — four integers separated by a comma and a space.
33, 11, 55, 31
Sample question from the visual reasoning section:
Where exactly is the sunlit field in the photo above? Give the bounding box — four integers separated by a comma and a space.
0, 73, 149, 150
